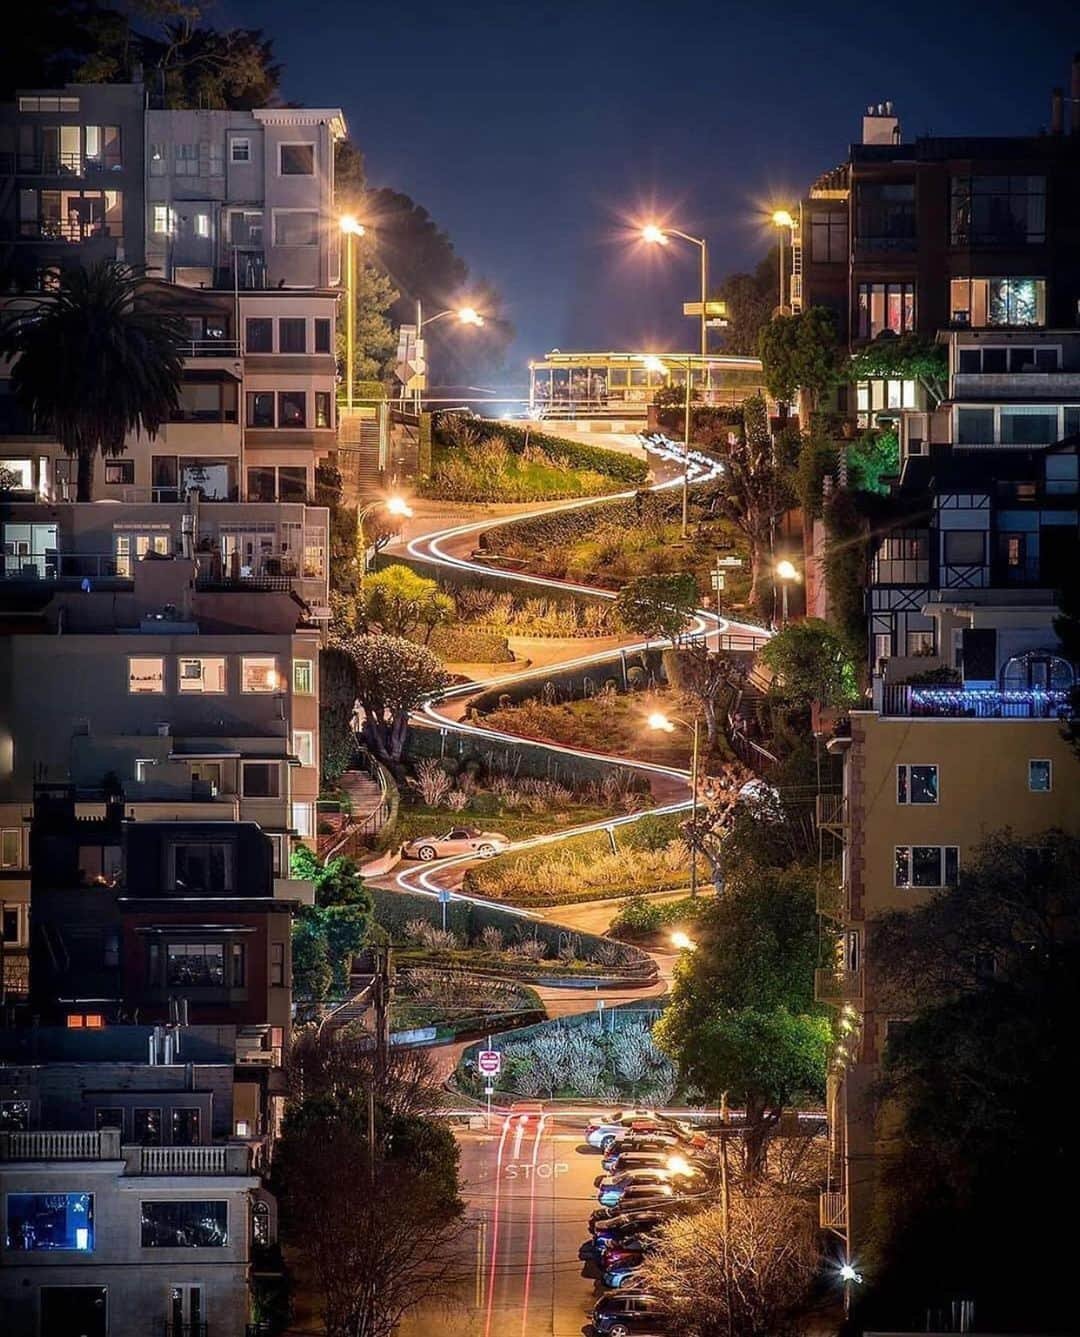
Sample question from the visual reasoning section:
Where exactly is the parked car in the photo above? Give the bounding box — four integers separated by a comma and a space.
591, 1202, 693, 1246
603, 1260, 646, 1289
586, 1110, 665, 1151
601, 1133, 683, 1169
592, 1291, 670, 1335
598, 1168, 699, 1208
601, 1150, 708, 1177
401, 826, 510, 861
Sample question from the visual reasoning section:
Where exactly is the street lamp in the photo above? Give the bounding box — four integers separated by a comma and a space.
641, 224, 709, 361
408, 303, 486, 413
339, 216, 367, 411
775, 557, 799, 626
670, 931, 696, 951
641, 355, 692, 538
357, 494, 413, 587
648, 711, 701, 897
770, 208, 797, 314
838, 1261, 864, 1317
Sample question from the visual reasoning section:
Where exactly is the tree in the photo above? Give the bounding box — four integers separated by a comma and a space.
139, 18, 281, 109
614, 572, 698, 646
858, 832, 1080, 1333
639, 1193, 819, 1336
0, 263, 187, 500
758, 306, 841, 411
314, 462, 360, 596
334, 139, 398, 383
290, 846, 370, 909
716, 249, 780, 357
850, 332, 948, 408
288, 1023, 444, 1120
319, 644, 359, 784
700, 395, 796, 616
343, 634, 450, 769
276, 1091, 466, 1337
759, 618, 859, 711
662, 645, 744, 747
358, 564, 453, 643
653, 865, 829, 1173
289, 847, 373, 998
292, 914, 333, 1006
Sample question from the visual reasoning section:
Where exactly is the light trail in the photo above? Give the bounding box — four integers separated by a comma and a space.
482, 1113, 514, 1337
519, 1114, 547, 1336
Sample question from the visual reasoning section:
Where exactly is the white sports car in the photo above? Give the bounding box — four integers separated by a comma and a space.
401, 826, 510, 862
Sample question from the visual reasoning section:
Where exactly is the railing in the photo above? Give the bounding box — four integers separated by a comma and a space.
819, 1188, 847, 1232
181, 339, 240, 358
154, 1323, 208, 1337
880, 683, 1071, 719
727, 722, 779, 775
814, 968, 864, 1006
135, 1144, 248, 1175
1, 552, 126, 582
1, 1129, 120, 1160
15, 220, 123, 244
0, 151, 123, 175
815, 793, 848, 830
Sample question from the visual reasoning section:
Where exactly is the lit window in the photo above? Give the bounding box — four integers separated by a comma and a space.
950, 277, 1046, 328
129, 657, 165, 694
178, 657, 228, 693
152, 205, 170, 234
897, 764, 938, 805
241, 656, 278, 692
895, 845, 959, 888
279, 143, 315, 175
293, 731, 314, 767
292, 802, 314, 837
104, 459, 134, 486
277, 391, 306, 427
293, 659, 313, 694
193, 213, 210, 239
6, 1194, 94, 1251
1, 829, 21, 869
856, 282, 916, 340
1029, 760, 1052, 792
315, 391, 332, 428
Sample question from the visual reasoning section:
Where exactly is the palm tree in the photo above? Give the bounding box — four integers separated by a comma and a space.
0, 262, 188, 501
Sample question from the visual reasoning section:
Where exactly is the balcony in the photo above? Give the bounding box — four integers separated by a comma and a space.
181, 339, 240, 359
0, 1132, 251, 1174
0, 151, 124, 176
815, 967, 864, 1006
879, 683, 1071, 719
819, 1188, 847, 1233
0, 1129, 120, 1161
815, 793, 848, 833
128, 1144, 251, 1175
1, 551, 127, 583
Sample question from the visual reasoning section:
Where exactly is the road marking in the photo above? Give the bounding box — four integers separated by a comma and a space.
482, 1114, 513, 1337
520, 1113, 546, 1336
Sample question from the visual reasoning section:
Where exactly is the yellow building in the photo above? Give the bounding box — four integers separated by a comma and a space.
819, 694, 1080, 1266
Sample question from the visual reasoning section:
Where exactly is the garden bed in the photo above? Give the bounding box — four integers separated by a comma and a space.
391, 967, 544, 1040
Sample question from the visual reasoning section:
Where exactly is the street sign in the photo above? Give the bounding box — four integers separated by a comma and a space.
484, 1086, 495, 1097
682, 300, 728, 317
711, 571, 726, 591
437, 889, 451, 905
716, 556, 744, 568
478, 1050, 502, 1077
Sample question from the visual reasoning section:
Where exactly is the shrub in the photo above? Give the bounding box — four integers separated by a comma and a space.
433, 413, 648, 485
408, 758, 453, 807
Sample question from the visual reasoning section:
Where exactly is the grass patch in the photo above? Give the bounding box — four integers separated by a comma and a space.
462, 827, 691, 907
418, 439, 619, 503
608, 893, 707, 943
384, 799, 617, 850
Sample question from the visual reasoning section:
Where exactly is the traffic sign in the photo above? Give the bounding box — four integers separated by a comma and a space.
437, 889, 451, 904
711, 571, 726, 591
683, 300, 728, 317
478, 1050, 502, 1077
716, 556, 744, 568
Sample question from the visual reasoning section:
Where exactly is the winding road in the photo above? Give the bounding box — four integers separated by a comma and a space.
378, 435, 768, 1337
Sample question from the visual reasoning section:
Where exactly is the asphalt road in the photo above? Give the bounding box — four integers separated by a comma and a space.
397, 1111, 610, 1337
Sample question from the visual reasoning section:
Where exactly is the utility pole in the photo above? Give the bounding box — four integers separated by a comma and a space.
720, 1090, 734, 1337
369, 942, 393, 1183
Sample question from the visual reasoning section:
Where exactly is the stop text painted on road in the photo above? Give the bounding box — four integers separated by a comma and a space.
505, 1161, 569, 1179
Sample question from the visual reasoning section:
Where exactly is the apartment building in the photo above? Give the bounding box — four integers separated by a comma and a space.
0, 82, 145, 283
0, 1025, 281, 1337
795, 69, 1080, 426
0, 93, 344, 503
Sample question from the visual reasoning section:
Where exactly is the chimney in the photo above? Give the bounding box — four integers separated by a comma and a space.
1050, 87, 1064, 135
1072, 52, 1080, 134
862, 101, 901, 146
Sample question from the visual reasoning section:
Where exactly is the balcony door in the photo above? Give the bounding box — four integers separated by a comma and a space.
168, 1283, 204, 1335
40, 1287, 107, 1337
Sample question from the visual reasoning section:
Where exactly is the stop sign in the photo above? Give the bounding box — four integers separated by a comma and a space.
477, 1050, 501, 1077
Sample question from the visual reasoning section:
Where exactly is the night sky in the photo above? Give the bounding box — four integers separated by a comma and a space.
222, 0, 1076, 385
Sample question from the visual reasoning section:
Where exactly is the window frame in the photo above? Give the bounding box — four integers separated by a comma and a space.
229, 136, 251, 163
104, 459, 135, 487
278, 317, 307, 354
245, 317, 273, 354
272, 208, 318, 247
241, 760, 281, 798
1028, 759, 1052, 792
896, 763, 939, 806
278, 142, 315, 176
140, 1199, 229, 1249
277, 390, 306, 428
5, 1192, 95, 1252
293, 659, 314, 695
292, 730, 315, 768
177, 656, 228, 694
128, 656, 165, 695
894, 844, 960, 888
314, 317, 332, 354
241, 656, 279, 693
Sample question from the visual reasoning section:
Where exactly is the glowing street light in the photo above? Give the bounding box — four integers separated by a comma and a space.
770, 207, 797, 313
357, 495, 413, 586
775, 558, 799, 625
339, 217, 367, 410
641, 223, 669, 246
670, 931, 697, 951
648, 711, 702, 898
640, 223, 708, 360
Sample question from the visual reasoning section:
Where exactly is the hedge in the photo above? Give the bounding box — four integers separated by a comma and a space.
481, 493, 666, 556
425, 623, 515, 663
434, 414, 649, 486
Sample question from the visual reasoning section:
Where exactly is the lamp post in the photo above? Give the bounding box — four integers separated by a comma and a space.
409, 303, 485, 414
775, 557, 798, 626
648, 711, 701, 897
642, 354, 693, 538
642, 224, 709, 362
357, 495, 413, 588
339, 216, 366, 411
770, 209, 796, 314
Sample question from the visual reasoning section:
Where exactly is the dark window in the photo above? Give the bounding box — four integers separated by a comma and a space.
171, 842, 233, 893
134, 1108, 162, 1145
141, 1200, 228, 1248
956, 408, 994, 445
982, 347, 1007, 373
40, 1288, 107, 1337
152, 455, 179, 501
94, 1107, 123, 1132
1008, 347, 1035, 372
1065, 408, 1080, 439
897, 764, 938, 805
271, 941, 285, 987
943, 530, 985, 565
278, 466, 307, 502
246, 391, 274, 427
315, 390, 332, 429
951, 175, 1046, 246
167, 943, 225, 986
6, 1193, 94, 1250
278, 391, 306, 427
957, 348, 981, 373
1046, 454, 1078, 495
1000, 410, 1057, 446
245, 317, 273, 353
2, 907, 18, 941
855, 182, 916, 250
242, 761, 280, 797
231, 941, 246, 987
247, 466, 276, 501
279, 318, 306, 353
228, 210, 262, 246
171, 1108, 201, 1145
279, 144, 314, 175
104, 459, 134, 486
1035, 347, 1059, 372
1029, 759, 1052, 792
0, 1099, 30, 1130
810, 210, 846, 262
252, 1199, 271, 1245
314, 318, 332, 353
